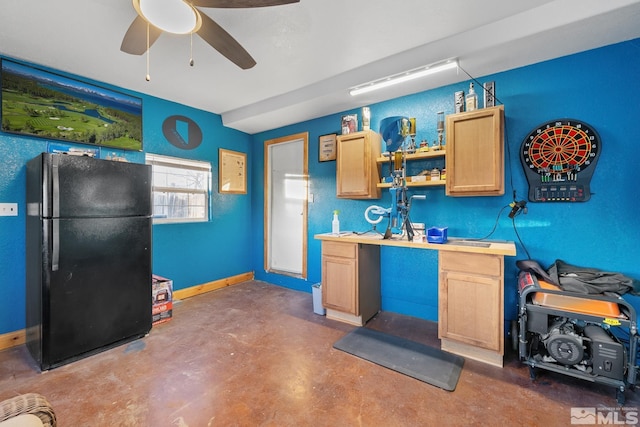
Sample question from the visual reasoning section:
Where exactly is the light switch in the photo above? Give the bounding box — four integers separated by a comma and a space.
0, 203, 18, 216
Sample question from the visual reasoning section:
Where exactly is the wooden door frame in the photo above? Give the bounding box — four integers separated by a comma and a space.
263, 132, 308, 278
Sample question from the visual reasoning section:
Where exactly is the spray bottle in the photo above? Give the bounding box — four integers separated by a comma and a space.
332, 210, 340, 235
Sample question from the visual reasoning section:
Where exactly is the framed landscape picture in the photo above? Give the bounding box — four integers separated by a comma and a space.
1, 59, 143, 151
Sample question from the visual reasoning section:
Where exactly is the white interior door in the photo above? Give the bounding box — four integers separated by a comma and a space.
265, 133, 308, 277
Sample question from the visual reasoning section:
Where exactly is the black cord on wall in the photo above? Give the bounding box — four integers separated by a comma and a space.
456, 64, 532, 259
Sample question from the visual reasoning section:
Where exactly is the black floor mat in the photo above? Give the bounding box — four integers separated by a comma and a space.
333, 327, 464, 391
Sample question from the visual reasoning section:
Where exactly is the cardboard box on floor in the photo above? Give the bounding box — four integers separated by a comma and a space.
152, 274, 173, 326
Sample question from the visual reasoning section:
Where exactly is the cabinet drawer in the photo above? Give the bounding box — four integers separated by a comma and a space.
322, 241, 356, 258
440, 251, 501, 277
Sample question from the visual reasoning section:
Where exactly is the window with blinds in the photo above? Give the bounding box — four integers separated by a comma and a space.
145, 153, 211, 224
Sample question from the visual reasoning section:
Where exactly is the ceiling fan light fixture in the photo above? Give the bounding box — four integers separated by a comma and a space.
135, 0, 200, 34
349, 59, 458, 96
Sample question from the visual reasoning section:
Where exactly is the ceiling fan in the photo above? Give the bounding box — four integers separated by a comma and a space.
120, 0, 300, 70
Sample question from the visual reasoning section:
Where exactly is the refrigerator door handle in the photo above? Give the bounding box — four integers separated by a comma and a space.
52, 219, 59, 271
52, 155, 60, 218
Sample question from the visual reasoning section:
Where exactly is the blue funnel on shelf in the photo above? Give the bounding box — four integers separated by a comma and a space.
379, 116, 408, 152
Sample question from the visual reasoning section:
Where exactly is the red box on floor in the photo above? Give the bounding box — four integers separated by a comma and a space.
152, 274, 173, 326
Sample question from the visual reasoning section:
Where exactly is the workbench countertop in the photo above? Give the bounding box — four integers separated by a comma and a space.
314, 232, 517, 256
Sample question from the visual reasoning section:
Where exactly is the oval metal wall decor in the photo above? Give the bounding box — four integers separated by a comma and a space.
162, 115, 203, 150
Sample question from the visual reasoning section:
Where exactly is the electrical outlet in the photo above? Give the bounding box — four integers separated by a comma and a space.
0, 203, 18, 216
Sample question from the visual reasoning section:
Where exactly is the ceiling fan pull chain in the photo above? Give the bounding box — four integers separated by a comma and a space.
190, 32, 194, 67
145, 22, 151, 81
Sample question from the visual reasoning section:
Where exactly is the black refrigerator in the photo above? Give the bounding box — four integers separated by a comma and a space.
26, 153, 153, 370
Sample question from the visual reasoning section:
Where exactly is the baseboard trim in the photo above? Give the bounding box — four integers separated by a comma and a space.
441, 337, 504, 368
0, 329, 25, 352
0, 272, 254, 352
173, 271, 254, 301
326, 308, 365, 326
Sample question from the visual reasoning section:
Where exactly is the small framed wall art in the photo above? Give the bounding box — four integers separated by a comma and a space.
341, 114, 358, 134
318, 133, 337, 162
219, 148, 247, 194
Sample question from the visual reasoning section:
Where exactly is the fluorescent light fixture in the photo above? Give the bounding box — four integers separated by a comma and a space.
135, 0, 200, 34
349, 59, 458, 96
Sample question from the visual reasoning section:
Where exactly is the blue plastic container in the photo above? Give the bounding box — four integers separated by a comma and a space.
427, 227, 448, 244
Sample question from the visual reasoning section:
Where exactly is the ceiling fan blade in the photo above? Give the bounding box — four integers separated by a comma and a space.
120, 15, 163, 55
197, 12, 256, 69
192, 0, 299, 8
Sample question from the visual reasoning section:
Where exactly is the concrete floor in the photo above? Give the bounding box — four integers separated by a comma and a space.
0, 280, 638, 426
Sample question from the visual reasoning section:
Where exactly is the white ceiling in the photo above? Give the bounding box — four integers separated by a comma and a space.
1, 0, 639, 134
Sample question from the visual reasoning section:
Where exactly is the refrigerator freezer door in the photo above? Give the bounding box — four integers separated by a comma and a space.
42, 216, 152, 369
42, 153, 151, 219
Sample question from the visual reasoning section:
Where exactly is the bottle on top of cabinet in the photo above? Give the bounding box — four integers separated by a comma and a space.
465, 82, 478, 112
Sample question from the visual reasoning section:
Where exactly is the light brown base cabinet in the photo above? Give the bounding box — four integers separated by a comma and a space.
321, 241, 380, 326
438, 251, 505, 367
316, 233, 515, 366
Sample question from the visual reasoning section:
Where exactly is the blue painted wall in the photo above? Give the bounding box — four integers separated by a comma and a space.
0, 60, 252, 335
2, 38, 639, 337
251, 38, 640, 323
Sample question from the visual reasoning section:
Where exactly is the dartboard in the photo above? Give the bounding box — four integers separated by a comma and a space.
520, 119, 601, 202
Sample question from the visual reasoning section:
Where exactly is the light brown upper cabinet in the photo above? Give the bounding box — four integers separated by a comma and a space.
445, 106, 505, 196
336, 130, 381, 199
